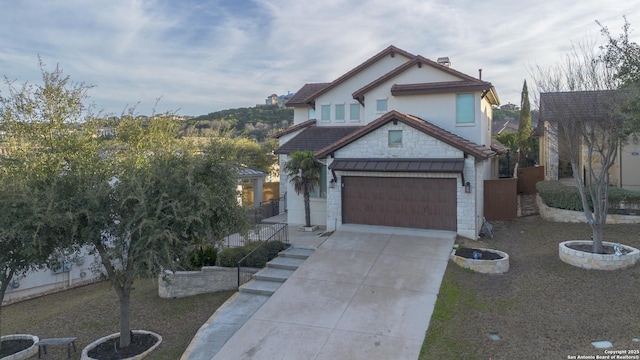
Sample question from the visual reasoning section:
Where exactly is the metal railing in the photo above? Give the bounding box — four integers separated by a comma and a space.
237, 222, 289, 288
252, 196, 286, 223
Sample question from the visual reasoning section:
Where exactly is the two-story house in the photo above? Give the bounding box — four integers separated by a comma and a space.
274, 45, 500, 239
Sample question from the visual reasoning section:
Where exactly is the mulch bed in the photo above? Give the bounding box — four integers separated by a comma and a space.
567, 243, 631, 255
0, 339, 33, 358
87, 333, 158, 360
455, 247, 504, 260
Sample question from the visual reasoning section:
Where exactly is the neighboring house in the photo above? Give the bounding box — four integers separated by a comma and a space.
273, 45, 501, 239
539, 90, 640, 190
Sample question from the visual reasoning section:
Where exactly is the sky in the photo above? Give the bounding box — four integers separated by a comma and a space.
1, 0, 639, 117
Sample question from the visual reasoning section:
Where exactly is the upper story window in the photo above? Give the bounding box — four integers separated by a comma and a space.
388, 130, 402, 146
320, 104, 331, 121
335, 104, 345, 122
376, 99, 388, 113
308, 108, 316, 119
456, 94, 475, 124
349, 103, 360, 121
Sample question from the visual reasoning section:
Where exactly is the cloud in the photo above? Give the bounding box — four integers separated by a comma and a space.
1, 0, 639, 115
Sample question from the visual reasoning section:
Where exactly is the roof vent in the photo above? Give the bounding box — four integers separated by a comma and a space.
437, 57, 451, 67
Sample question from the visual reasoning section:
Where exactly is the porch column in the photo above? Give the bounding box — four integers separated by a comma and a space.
253, 177, 264, 209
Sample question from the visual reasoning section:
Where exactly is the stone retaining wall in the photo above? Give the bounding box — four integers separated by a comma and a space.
158, 267, 243, 299
537, 195, 640, 224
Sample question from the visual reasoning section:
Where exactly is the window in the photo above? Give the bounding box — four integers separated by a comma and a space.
320, 105, 330, 121
376, 99, 388, 113
456, 94, 474, 124
308, 108, 316, 119
335, 104, 345, 121
310, 165, 327, 198
388, 130, 402, 146
349, 103, 360, 121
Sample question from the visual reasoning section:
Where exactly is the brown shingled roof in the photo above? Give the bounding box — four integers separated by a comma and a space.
315, 110, 495, 160
274, 126, 361, 154
270, 119, 316, 139
285, 83, 330, 107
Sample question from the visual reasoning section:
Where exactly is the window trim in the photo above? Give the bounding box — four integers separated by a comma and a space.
376, 99, 388, 113
335, 103, 345, 122
320, 104, 331, 122
349, 103, 360, 122
388, 130, 402, 147
456, 93, 475, 125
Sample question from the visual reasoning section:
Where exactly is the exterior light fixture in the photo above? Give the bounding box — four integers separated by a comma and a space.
465, 181, 471, 193
329, 179, 336, 189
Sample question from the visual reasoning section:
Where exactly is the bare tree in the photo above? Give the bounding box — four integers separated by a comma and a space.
532, 21, 640, 253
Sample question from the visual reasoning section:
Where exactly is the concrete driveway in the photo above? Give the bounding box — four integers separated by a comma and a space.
211, 225, 455, 360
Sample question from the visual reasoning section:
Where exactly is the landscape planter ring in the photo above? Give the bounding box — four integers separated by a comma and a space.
559, 240, 640, 270
450, 248, 509, 274
0, 334, 39, 360
81, 330, 162, 360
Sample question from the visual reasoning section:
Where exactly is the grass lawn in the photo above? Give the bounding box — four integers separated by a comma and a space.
1, 279, 234, 359
420, 216, 640, 359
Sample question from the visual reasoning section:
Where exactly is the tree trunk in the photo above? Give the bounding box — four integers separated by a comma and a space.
0, 268, 16, 351
303, 190, 311, 227
118, 288, 132, 348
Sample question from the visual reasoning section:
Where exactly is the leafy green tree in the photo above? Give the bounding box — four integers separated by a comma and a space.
67, 114, 248, 348
283, 151, 322, 227
0, 60, 95, 348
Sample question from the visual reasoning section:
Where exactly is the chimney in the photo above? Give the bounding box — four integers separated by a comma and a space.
479, 69, 482, 80
437, 57, 451, 67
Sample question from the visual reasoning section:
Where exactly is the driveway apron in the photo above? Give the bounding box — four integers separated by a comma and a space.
211, 226, 455, 360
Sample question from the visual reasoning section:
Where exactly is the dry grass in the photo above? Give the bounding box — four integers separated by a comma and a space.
421, 216, 640, 360
1, 279, 234, 359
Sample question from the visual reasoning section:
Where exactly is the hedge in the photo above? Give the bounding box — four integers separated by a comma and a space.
536, 180, 640, 213
218, 240, 290, 268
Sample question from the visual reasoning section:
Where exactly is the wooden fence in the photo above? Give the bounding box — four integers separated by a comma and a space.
517, 166, 545, 195
484, 178, 518, 221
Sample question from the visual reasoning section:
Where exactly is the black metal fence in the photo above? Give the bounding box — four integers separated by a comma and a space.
252, 196, 286, 223
237, 222, 289, 288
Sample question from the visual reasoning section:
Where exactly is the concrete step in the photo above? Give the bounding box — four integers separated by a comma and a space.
253, 267, 294, 282
239, 279, 282, 296
267, 256, 305, 270
280, 247, 314, 259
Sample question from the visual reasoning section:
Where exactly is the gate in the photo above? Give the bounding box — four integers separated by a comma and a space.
484, 178, 517, 221
517, 166, 545, 194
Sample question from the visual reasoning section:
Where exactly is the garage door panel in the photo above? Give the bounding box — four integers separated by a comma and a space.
342, 176, 456, 231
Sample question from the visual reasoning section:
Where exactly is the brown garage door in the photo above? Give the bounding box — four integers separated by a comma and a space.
342, 177, 457, 230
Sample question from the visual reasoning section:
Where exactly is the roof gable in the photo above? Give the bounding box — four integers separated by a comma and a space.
298, 45, 415, 105
352, 56, 499, 105
314, 110, 495, 159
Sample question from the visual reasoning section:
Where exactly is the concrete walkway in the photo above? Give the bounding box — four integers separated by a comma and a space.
184, 225, 455, 360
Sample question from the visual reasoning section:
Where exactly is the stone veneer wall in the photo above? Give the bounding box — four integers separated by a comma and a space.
537, 195, 640, 224
158, 266, 246, 298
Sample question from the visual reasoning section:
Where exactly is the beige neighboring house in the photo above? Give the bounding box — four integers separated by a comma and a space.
538, 90, 640, 191
273, 45, 502, 239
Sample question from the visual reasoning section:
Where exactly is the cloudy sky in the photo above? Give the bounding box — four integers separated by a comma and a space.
1, 0, 639, 116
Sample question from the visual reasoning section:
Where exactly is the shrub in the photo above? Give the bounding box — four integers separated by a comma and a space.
188, 246, 217, 269
537, 180, 640, 213
217, 247, 249, 267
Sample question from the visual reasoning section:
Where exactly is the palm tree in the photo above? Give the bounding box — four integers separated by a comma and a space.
283, 151, 322, 227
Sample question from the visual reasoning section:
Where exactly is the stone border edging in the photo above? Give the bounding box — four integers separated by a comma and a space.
537, 195, 640, 224
81, 330, 162, 360
0, 334, 39, 360
450, 248, 510, 274
559, 241, 640, 270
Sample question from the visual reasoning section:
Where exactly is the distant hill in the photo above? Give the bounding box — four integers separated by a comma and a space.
185, 105, 293, 141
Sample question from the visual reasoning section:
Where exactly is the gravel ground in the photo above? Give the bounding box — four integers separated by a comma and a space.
422, 215, 640, 360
